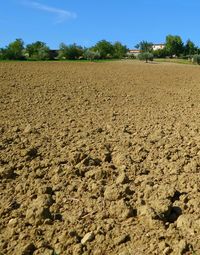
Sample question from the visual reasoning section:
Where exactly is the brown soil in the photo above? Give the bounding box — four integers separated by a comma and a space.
0, 60, 200, 255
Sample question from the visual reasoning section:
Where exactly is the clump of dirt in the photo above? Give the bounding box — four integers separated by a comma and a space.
0, 61, 200, 254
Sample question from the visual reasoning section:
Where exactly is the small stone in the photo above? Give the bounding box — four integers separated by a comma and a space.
44, 218, 53, 225
81, 232, 95, 245
24, 124, 32, 134
8, 218, 18, 227
104, 185, 120, 201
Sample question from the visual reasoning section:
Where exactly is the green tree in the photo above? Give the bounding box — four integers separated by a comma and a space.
138, 52, 153, 63
58, 43, 83, 60
153, 48, 168, 58
5, 39, 24, 60
165, 35, 184, 57
113, 42, 128, 59
135, 41, 153, 62
58, 43, 68, 59
0, 48, 7, 60
135, 41, 153, 53
193, 55, 200, 65
93, 40, 114, 59
184, 39, 197, 56
26, 41, 50, 60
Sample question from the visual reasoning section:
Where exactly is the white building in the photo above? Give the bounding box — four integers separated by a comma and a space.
128, 44, 165, 57
152, 44, 165, 51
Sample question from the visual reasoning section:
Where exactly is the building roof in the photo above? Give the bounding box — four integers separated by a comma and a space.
153, 44, 165, 46
129, 49, 140, 52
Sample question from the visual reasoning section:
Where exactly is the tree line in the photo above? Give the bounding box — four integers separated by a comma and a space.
0, 35, 200, 63
0, 39, 128, 61
135, 35, 200, 64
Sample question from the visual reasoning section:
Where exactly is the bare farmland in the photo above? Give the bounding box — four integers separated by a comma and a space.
0, 61, 200, 254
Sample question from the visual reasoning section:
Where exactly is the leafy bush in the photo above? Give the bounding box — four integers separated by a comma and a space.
193, 55, 200, 65
127, 54, 136, 59
138, 52, 153, 62
83, 50, 100, 61
26, 41, 50, 60
178, 54, 189, 60
153, 48, 168, 58
58, 43, 83, 60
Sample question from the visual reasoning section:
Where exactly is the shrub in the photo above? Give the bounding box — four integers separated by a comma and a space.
138, 52, 153, 62
153, 48, 168, 58
58, 43, 83, 60
178, 54, 189, 60
127, 54, 136, 59
83, 50, 100, 61
193, 55, 200, 65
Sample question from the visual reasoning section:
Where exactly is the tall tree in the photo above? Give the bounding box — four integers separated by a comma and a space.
26, 41, 50, 60
58, 43, 68, 59
165, 35, 184, 57
6, 39, 24, 60
135, 41, 153, 62
184, 39, 197, 56
93, 40, 114, 59
113, 42, 128, 59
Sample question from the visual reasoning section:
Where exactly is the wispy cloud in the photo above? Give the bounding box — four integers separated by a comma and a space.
22, 1, 77, 23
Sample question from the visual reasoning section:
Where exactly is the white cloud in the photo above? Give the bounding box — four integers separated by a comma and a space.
22, 1, 77, 23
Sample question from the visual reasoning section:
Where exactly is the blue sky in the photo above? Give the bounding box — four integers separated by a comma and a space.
1, 0, 200, 49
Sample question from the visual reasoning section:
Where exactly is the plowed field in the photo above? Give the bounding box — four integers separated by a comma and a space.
0, 61, 200, 255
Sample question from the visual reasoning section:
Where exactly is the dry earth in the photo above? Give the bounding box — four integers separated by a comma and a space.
0, 60, 200, 255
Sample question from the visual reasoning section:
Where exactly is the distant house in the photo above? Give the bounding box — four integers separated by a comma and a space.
152, 44, 165, 51
127, 49, 140, 57
128, 44, 165, 57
